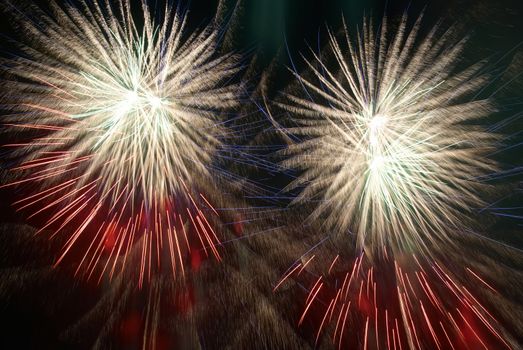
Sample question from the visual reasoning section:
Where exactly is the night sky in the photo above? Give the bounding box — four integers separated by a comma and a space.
0, 0, 522, 349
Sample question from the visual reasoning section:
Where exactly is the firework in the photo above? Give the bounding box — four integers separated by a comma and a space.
1, 0, 240, 283
274, 251, 513, 349
280, 15, 496, 255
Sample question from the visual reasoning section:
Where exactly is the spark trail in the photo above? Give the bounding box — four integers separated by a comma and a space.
281, 15, 497, 255
275, 252, 512, 349
1, 0, 240, 283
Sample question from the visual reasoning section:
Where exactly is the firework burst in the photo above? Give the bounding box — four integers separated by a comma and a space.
1, 0, 240, 283
280, 15, 497, 255
274, 250, 513, 349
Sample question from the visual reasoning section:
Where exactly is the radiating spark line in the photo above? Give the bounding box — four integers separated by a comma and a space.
299, 282, 323, 326
328, 254, 340, 274
466, 267, 498, 293
280, 252, 511, 349
1, 0, 239, 281
281, 15, 496, 255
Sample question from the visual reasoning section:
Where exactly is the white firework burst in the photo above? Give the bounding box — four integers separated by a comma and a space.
1, 0, 239, 282
281, 15, 496, 255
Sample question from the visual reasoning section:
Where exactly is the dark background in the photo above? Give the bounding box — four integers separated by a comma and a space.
0, 0, 522, 349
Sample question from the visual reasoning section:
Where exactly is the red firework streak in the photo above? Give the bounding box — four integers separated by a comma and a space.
0, 0, 241, 286
274, 250, 513, 349
1, 142, 223, 286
